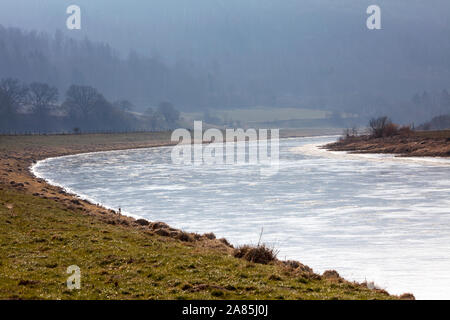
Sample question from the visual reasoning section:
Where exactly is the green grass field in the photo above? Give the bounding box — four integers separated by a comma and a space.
182, 107, 329, 124
0, 187, 396, 300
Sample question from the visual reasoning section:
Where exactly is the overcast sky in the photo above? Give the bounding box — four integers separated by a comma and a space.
1, 0, 449, 62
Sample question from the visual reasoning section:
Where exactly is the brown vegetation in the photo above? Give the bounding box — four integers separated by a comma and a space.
329, 117, 450, 157
233, 244, 279, 264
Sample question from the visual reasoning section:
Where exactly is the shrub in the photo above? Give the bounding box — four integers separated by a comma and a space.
399, 293, 416, 300
155, 229, 170, 237
283, 260, 313, 273
203, 232, 216, 240
233, 244, 278, 264
398, 125, 413, 136
383, 122, 399, 137
342, 128, 351, 138
219, 238, 233, 247
135, 219, 149, 226
369, 116, 402, 138
176, 232, 194, 242
211, 290, 224, 297
322, 270, 340, 279
342, 126, 358, 140
369, 116, 390, 138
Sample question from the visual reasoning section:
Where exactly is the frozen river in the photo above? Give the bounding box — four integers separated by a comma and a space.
32, 136, 450, 299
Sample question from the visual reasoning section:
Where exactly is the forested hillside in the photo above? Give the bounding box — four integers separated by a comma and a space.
0, 26, 219, 110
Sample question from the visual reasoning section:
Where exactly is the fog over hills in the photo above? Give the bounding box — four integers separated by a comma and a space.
1, 0, 450, 124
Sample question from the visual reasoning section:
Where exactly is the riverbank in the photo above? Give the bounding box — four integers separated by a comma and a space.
0, 131, 406, 299
325, 130, 450, 157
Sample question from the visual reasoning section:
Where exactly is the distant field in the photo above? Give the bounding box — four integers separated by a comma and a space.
221, 107, 329, 122
0, 132, 173, 154
415, 130, 450, 139
0, 129, 342, 155
182, 107, 330, 124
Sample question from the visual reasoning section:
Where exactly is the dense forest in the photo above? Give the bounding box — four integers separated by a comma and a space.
0, 25, 226, 111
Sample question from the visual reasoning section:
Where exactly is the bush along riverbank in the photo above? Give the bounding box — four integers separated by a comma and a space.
326, 117, 450, 157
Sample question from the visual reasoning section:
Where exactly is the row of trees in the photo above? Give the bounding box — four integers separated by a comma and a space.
0, 78, 181, 133
0, 78, 57, 115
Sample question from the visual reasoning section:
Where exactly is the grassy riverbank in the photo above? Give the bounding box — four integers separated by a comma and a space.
326, 130, 450, 157
0, 131, 403, 299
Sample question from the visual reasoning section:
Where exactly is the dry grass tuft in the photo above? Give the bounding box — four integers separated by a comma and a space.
399, 293, 415, 300
135, 219, 150, 226
322, 270, 341, 279
203, 232, 216, 240
233, 244, 278, 264
283, 260, 314, 273
176, 232, 194, 242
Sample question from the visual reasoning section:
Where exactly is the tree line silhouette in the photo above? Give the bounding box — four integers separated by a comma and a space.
1, 25, 450, 133
0, 78, 180, 134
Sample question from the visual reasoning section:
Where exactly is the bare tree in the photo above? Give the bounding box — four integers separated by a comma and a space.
157, 101, 180, 125
369, 116, 390, 138
0, 88, 11, 115
28, 82, 58, 116
0, 78, 28, 110
342, 126, 358, 139
64, 85, 105, 118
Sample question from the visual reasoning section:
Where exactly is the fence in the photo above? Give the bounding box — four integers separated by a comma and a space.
0, 128, 172, 136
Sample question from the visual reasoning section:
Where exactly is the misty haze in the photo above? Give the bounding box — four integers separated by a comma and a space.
1, 0, 450, 305
1, 0, 450, 132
